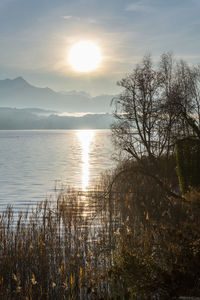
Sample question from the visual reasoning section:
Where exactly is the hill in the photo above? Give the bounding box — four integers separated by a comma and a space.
0, 77, 113, 113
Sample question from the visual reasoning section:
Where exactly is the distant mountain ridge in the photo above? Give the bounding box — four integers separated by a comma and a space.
0, 77, 113, 113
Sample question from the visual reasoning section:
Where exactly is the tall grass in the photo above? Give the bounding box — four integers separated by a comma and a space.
0, 185, 121, 300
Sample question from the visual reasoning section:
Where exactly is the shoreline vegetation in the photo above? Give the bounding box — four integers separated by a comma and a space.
0, 169, 200, 300
1, 53, 200, 299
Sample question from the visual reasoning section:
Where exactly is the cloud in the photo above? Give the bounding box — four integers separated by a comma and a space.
125, 0, 155, 13
62, 15, 97, 24
62, 15, 73, 20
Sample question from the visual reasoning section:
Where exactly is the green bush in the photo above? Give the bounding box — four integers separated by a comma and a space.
176, 137, 200, 193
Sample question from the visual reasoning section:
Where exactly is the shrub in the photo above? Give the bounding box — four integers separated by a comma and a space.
176, 137, 200, 193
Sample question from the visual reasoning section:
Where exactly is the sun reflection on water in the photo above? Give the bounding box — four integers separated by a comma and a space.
76, 130, 95, 191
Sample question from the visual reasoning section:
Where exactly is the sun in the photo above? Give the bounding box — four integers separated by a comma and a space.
68, 41, 102, 72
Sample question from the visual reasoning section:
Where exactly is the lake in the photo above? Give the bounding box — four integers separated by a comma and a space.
0, 130, 115, 211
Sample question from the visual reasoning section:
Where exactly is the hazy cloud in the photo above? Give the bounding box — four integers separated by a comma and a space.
125, 1, 154, 12
62, 15, 73, 20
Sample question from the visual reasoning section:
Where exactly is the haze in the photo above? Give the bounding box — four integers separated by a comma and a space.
0, 0, 200, 96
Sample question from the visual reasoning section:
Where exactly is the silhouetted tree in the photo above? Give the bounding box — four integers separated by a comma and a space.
111, 53, 200, 198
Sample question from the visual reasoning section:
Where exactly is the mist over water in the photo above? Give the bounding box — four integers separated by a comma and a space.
0, 130, 115, 211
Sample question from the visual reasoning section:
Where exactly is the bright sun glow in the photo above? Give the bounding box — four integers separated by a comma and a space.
68, 41, 102, 72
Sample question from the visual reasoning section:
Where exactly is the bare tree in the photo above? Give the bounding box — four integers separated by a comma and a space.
112, 55, 165, 160
112, 53, 200, 199
160, 53, 200, 139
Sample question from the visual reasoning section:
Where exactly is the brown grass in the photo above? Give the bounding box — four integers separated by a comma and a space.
0, 186, 119, 300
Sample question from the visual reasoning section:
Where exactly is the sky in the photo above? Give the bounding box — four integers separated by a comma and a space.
0, 0, 200, 95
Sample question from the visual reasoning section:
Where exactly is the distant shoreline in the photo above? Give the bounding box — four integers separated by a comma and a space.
0, 107, 114, 130
0, 128, 111, 131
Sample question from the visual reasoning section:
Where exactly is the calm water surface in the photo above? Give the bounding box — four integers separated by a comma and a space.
0, 130, 115, 211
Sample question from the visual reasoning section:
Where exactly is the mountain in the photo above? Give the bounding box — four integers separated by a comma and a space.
0, 77, 113, 113
0, 107, 114, 129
